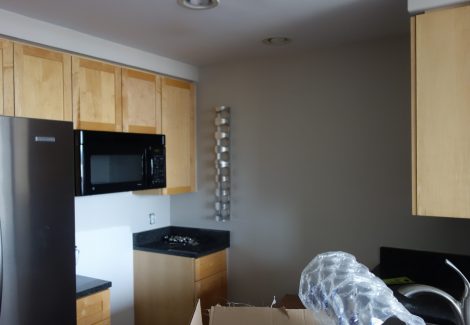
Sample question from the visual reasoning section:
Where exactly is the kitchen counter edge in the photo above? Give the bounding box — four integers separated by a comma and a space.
76, 275, 112, 299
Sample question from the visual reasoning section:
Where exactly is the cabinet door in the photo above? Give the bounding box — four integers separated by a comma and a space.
14, 43, 71, 121
72, 56, 122, 131
76, 289, 110, 325
134, 251, 195, 325
0, 39, 13, 116
122, 68, 162, 134
195, 250, 227, 282
195, 271, 227, 313
414, 5, 470, 218
162, 77, 196, 195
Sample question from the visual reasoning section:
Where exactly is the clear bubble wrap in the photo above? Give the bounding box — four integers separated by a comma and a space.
298, 252, 425, 325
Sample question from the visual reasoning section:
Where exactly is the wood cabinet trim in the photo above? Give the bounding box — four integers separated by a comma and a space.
63, 55, 73, 121
162, 186, 193, 195
0, 39, 13, 116
164, 77, 192, 90
114, 66, 122, 131
72, 56, 80, 128
19, 43, 65, 62
122, 69, 129, 131
78, 57, 117, 74
127, 125, 157, 134
13, 44, 24, 118
411, 16, 417, 216
189, 83, 196, 192
156, 75, 162, 134
125, 68, 157, 82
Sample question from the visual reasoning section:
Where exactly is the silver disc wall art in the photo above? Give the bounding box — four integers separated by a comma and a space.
214, 106, 230, 221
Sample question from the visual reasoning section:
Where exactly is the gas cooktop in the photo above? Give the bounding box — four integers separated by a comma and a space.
133, 226, 230, 258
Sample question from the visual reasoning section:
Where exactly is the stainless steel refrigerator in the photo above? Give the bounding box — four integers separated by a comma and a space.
0, 116, 76, 324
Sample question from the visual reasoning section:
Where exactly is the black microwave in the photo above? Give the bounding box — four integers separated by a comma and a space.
74, 130, 166, 196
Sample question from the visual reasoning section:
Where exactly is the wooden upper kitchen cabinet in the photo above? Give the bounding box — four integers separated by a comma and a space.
14, 42, 72, 121
161, 77, 196, 194
72, 56, 122, 131
134, 249, 227, 325
412, 4, 470, 218
122, 68, 162, 134
0, 39, 13, 116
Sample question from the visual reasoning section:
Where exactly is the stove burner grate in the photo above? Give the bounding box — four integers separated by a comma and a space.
163, 235, 199, 246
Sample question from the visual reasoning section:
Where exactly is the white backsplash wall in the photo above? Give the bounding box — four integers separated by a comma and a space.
75, 192, 170, 325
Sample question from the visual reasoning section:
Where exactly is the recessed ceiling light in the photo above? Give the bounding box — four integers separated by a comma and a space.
262, 37, 292, 46
177, 0, 220, 10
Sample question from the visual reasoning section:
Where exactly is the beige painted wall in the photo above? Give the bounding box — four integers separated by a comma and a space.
171, 36, 470, 305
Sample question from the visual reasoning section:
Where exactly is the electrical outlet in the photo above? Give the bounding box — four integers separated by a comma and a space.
149, 213, 156, 225
75, 245, 80, 265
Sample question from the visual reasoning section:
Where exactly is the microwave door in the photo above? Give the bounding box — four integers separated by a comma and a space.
80, 148, 146, 195
74, 130, 166, 196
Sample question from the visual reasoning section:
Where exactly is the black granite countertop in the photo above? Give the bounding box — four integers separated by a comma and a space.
133, 226, 230, 258
376, 247, 470, 325
76, 275, 112, 299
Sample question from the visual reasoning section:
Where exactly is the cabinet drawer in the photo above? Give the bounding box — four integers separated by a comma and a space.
195, 250, 226, 281
77, 289, 111, 325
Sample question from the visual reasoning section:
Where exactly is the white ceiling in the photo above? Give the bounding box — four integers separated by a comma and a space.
0, 0, 409, 66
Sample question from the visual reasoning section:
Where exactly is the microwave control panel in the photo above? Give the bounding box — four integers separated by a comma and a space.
148, 147, 166, 186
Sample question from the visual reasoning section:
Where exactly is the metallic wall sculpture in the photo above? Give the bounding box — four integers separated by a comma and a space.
214, 106, 230, 221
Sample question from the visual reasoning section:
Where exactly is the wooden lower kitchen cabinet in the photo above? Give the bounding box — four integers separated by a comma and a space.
76, 289, 111, 325
134, 249, 227, 325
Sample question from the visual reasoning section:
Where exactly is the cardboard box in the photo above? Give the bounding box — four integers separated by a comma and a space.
190, 300, 317, 325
